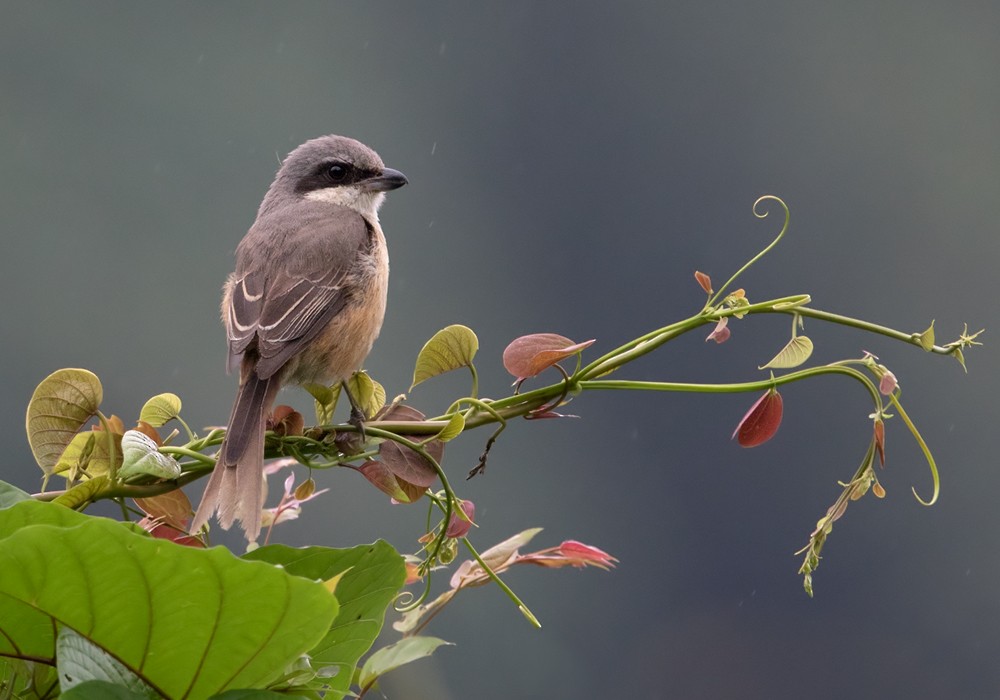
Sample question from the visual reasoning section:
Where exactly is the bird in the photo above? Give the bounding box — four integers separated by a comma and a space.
191, 135, 407, 541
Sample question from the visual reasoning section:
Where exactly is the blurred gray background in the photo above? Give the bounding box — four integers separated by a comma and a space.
2, 2, 997, 698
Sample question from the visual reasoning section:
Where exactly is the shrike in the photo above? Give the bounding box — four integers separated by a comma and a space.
192, 135, 407, 541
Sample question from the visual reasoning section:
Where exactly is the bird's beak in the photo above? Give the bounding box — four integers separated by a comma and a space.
363, 167, 408, 192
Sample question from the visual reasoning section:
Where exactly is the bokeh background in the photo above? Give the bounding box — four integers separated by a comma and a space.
2, 3, 997, 698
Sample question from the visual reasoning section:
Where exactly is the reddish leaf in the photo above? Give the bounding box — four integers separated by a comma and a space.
503, 333, 596, 380
133, 420, 163, 446
873, 419, 886, 467
379, 441, 439, 488
732, 389, 783, 447
445, 500, 476, 538
134, 490, 192, 531
694, 270, 713, 294
705, 318, 731, 344
269, 405, 305, 437
357, 460, 424, 503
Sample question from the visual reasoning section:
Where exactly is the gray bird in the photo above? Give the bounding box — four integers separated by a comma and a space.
192, 135, 407, 541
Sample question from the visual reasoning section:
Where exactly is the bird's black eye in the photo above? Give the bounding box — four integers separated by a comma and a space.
326, 162, 351, 183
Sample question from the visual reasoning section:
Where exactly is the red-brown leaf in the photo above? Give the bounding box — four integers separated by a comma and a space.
733, 389, 783, 447
502, 333, 596, 380
694, 270, 713, 294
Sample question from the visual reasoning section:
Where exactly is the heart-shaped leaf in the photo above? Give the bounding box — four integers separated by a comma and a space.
26, 369, 103, 476
138, 393, 182, 428
503, 334, 595, 380
759, 335, 814, 369
411, 325, 479, 389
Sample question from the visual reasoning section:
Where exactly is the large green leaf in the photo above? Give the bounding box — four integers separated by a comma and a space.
244, 541, 406, 697
0, 480, 32, 509
25, 369, 103, 476
0, 501, 338, 699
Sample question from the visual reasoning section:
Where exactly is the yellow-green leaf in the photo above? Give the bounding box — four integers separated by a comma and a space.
347, 372, 386, 420
54, 431, 122, 480
305, 383, 338, 425
26, 369, 103, 476
139, 393, 182, 427
917, 320, 935, 351
436, 412, 466, 443
411, 325, 479, 390
759, 336, 814, 370
52, 475, 109, 509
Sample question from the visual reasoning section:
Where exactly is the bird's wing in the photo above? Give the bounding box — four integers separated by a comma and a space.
225, 206, 372, 379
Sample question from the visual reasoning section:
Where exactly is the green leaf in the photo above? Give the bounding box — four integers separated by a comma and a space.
436, 412, 466, 443
358, 637, 452, 691
52, 475, 110, 509
138, 393, 182, 427
346, 372, 386, 420
244, 542, 406, 697
54, 431, 122, 480
57, 627, 157, 697
411, 325, 479, 389
917, 320, 936, 351
305, 383, 338, 425
758, 335, 814, 369
26, 368, 103, 476
0, 480, 32, 509
61, 680, 153, 700
0, 500, 338, 699
118, 430, 181, 480
207, 690, 294, 699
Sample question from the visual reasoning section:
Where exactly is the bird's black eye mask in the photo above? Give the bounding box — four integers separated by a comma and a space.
295, 160, 380, 194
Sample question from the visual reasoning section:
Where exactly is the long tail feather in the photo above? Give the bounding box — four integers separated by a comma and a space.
191, 365, 280, 542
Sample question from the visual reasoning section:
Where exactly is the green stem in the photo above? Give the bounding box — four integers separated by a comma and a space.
888, 393, 939, 506
706, 195, 790, 308
460, 536, 541, 629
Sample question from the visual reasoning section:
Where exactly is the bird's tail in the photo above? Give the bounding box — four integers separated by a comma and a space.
191, 365, 280, 542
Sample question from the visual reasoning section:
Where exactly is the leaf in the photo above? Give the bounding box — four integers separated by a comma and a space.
269, 405, 305, 437
56, 431, 120, 480
244, 541, 406, 697
53, 476, 110, 509
61, 681, 154, 700
135, 490, 193, 530
732, 389, 783, 447
378, 442, 439, 488
358, 637, 452, 691
502, 334, 596, 380
118, 430, 181, 480
137, 393, 182, 428
26, 368, 103, 476
0, 481, 32, 509
357, 461, 422, 503
57, 627, 157, 697
0, 500, 338, 699
411, 324, 479, 389
478, 527, 544, 570
759, 335, 814, 369
694, 270, 713, 294
346, 372, 385, 419
435, 412, 466, 442
917, 320, 935, 351
305, 383, 338, 425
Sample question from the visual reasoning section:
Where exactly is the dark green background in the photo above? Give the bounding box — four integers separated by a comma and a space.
2, 3, 997, 698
